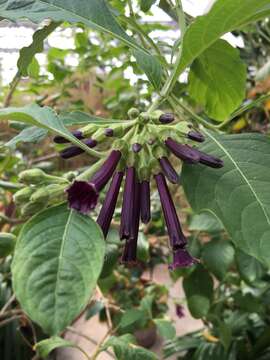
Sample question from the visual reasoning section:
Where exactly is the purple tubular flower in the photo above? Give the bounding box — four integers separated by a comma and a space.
159, 113, 175, 124
67, 150, 121, 214
53, 130, 84, 144
104, 128, 114, 137
169, 248, 198, 270
121, 180, 140, 264
165, 138, 200, 164
189, 146, 224, 168
132, 143, 142, 153
119, 167, 136, 240
187, 131, 205, 143
60, 138, 97, 159
97, 171, 124, 238
155, 173, 187, 249
159, 157, 180, 184
140, 180, 151, 224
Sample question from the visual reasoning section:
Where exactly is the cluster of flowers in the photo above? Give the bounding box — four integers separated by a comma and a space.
54, 113, 224, 269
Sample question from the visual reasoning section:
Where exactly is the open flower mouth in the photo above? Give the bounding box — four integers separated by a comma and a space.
66, 180, 99, 214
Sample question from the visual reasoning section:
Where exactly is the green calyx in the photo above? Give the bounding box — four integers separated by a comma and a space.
19, 169, 69, 186
21, 202, 46, 217
14, 187, 34, 204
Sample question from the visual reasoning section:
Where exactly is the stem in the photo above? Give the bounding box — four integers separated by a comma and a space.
0, 315, 21, 328
0, 294, 15, 314
77, 158, 105, 181
4, 72, 21, 107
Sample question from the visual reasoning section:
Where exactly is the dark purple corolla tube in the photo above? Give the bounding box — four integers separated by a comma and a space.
121, 180, 140, 264
187, 131, 205, 143
159, 157, 179, 184
159, 113, 175, 124
67, 150, 121, 214
60, 138, 97, 159
155, 173, 187, 249
97, 171, 124, 238
186, 146, 224, 168
54, 130, 84, 144
140, 180, 151, 224
165, 138, 200, 164
119, 167, 136, 240
104, 128, 114, 137
132, 143, 142, 153
169, 248, 198, 270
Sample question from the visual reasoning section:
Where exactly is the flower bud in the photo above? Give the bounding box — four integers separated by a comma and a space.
21, 202, 46, 217
30, 188, 50, 204
14, 187, 34, 204
128, 108, 140, 119
0, 232, 16, 257
53, 130, 84, 144
187, 131, 205, 143
132, 143, 142, 153
19, 169, 47, 185
159, 113, 175, 124
104, 128, 114, 137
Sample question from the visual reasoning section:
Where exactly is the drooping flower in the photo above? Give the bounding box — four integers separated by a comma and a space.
169, 248, 198, 270
188, 146, 224, 168
67, 150, 121, 214
97, 171, 124, 238
140, 180, 151, 224
121, 180, 140, 264
155, 173, 187, 249
187, 131, 205, 143
119, 167, 136, 240
53, 130, 84, 144
159, 157, 179, 184
60, 138, 97, 159
165, 138, 201, 164
159, 113, 175, 124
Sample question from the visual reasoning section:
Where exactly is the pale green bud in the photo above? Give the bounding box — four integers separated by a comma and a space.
128, 108, 140, 119
21, 202, 46, 217
19, 169, 47, 185
30, 188, 50, 204
14, 187, 34, 204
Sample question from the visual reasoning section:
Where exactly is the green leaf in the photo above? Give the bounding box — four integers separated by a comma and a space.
202, 240, 235, 280
85, 300, 105, 320
183, 265, 213, 318
0, 104, 100, 157
103, 334, 158, 360
235, 250, 266, 284
188, 40, 246, 121
59, 110, 122, 126
218, 323, 232, 351
0, 0, 162, 88
17, 21, 60, 76
175, 0, 270, 76
182, 131, 270, 267
5, 126, 47, 149
12, 203, 105, 335
154, 319, 176, 340
35, 337, 75, 358
189, 212, 224, 233
140, 0, 156, 12
27, 56, 40, 79
119, 309, 145, 329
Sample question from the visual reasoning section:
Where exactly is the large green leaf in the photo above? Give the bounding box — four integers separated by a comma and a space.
0, 0, 162, 88
12, 204, 105, 335
175, 0, 270, 77
202, 240, 235, 280
5, 126, 47, 148
183, 265, 214, 319
17, 21, 60, 76
182, 131, 270, 267
35, 337, 75, 358
0, 104, 101, 157
188, 40, 246, 121
103, 334, 158, 360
